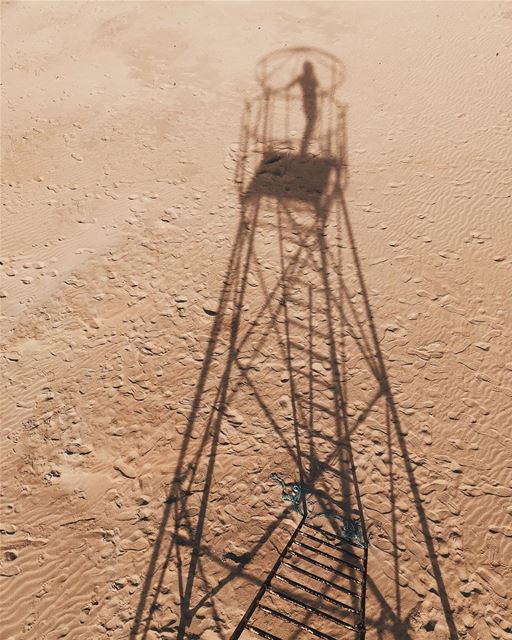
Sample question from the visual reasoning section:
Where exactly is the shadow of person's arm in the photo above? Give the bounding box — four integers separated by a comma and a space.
267, 75, 301, 98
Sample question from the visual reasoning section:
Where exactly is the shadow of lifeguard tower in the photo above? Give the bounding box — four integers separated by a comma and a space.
129, 47, 458, 640
230, 48, 370, 639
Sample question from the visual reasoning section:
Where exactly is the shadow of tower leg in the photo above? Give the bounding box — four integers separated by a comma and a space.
174, 195, 264, 639
130, 193, 263, 640
338, 187, 459, 639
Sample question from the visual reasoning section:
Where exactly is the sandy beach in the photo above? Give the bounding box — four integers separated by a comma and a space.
1, 2, 511, 639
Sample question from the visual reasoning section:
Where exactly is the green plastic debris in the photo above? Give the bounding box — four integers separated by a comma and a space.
270, 472, 306, 516
270, 472, 367, 548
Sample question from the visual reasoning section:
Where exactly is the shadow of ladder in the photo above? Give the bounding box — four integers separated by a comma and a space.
230, 511, 368, 640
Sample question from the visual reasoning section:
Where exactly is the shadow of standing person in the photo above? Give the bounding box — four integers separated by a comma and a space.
285, 60, 319, 156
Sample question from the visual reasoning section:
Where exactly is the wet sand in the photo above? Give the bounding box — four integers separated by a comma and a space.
1, 3, 511, 639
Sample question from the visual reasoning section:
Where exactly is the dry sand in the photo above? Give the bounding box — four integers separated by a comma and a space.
1, 2, 512, 639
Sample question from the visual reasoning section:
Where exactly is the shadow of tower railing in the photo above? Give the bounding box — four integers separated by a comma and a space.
129, 47, 459, 640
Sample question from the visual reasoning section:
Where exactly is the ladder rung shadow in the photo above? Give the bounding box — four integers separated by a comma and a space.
231, 517, 368, 639
298, 530, 363, 568
258, 603, 339, 640
303, 521, 366, 551
282, 559, 360, 598
274, 573, 360, 615
246, 624, 283, 640
293, 539, 362, 583
287, 550, 360, 596
267, 586, 358, 631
